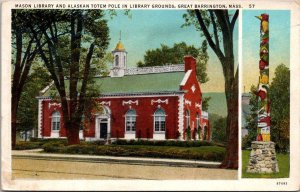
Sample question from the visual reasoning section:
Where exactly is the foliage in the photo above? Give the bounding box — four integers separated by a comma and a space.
186, 126, 191, 140
242, 85, 259, 149
269, 64, 290, 152
196, 40, 209, 83
197, 126, 201, 140
211, 115, 227, 144
137, 41, 209, 84
14, 141, 44, 150
11, 10, 42, 148
14, 138, 67, 150
21, 10, 110, 144
242, 150, 290, 178
209, 113, 226, 143
43, 143, 225, 161
243, 65, 290, 152
17, 65, 52, 138
182, 10, 239, 168
202, 96, 211, 112
112, 139, 213, 147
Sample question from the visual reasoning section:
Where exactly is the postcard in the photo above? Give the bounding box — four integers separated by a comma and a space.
1, 0, 300, 191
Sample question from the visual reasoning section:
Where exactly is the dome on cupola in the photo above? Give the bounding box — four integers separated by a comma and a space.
114, 41, 126, 51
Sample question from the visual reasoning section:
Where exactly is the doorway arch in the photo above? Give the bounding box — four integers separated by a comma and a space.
95, 106, 111, 140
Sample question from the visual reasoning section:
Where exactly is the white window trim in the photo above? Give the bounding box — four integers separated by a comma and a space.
185, 110, 190, 129
125, 110, 137, 133
153, 109, 166, 133
115, 55, 119, 66
51, 111, 61, 132
196, 113, 200, 129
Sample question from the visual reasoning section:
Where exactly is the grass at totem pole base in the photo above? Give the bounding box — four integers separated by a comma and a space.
242, 150, 290, 178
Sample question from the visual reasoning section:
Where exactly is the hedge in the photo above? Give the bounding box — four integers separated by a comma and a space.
111, 139, 214, 147
42, 144, 225, 161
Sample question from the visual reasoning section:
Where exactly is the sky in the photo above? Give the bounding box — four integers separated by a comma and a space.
106, 10, 239, 93
242, 10, 290, 93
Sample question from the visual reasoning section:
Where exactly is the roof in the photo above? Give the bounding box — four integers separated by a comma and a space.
114, 41, 125, 51
41, 71, 186, 97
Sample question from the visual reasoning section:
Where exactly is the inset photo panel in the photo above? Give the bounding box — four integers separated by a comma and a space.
241, 10, 290, 178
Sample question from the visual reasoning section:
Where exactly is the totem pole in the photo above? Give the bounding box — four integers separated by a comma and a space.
247, 14, 279, 173
256, 14, 271, 142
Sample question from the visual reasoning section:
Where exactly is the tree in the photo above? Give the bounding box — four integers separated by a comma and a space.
11, 10, 41, 148
196, 40, 209, 84
211, 115, 227, 144
138, 41, 211, 111
183, 10, 239, 168
201, 96, 211, 111
17, 65, 52, 140
269, 64, 290, 152
243, 65, 290, 152
138, 41, 209, 84
27, 10, 109, 145
242, 85, 259, 149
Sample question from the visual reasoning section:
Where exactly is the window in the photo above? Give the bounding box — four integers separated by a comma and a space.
196, 113, 200, 129
52, 111, 60, 131
185, 110, 190, 128
80, 115, 85, 131
154, 108, 166, 132
115, 55, 119, 66
125, 109, 136, 132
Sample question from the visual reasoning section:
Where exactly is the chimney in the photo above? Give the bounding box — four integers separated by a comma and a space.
184, 56, 196, 72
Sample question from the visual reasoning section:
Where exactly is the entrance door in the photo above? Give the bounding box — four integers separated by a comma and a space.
100, 120, 108, 139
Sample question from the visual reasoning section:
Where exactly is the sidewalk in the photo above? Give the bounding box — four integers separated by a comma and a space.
12, 149, 221, 168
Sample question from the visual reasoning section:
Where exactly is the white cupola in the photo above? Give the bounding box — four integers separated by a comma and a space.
110, 38, 127, 77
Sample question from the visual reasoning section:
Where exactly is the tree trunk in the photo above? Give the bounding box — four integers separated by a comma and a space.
220, 67, 239, 169
11, 99, 18, 149
66, 121, 80, 145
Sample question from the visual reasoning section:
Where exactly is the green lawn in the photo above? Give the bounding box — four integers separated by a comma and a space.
242, 150, 290, 178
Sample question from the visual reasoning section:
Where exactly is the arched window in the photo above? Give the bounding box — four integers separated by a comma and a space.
185, 110, 190, 129
196, 113, 200, 129
154, 108, 166, 132
125, 109, 136, 132
115, 55, 119, 66
52, 111, 60, 131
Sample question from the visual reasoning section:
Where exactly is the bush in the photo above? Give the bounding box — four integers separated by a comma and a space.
14, 141, 44, 150
186, 126, 191, 140
40, 144, 225, 161
42, 140, 67, 152
111, 139, 213, 147
91, 140, 106, 145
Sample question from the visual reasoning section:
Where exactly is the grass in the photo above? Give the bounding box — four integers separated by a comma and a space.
242, 150, 290, 178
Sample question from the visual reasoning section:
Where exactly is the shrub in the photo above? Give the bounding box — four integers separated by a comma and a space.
186, 126, 191, 140
112, 139, 212, 147
14, 141, 44, 150
40, 142, 225, 161
91, 140, 106, 145
42, 140, 67, 153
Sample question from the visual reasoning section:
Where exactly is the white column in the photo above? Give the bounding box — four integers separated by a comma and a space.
178, 94, 184, 140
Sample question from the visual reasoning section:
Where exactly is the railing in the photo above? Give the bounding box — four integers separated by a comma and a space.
125, 64, 184, 75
